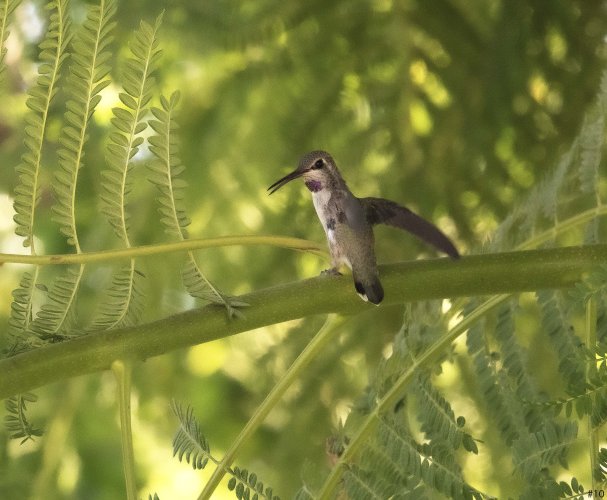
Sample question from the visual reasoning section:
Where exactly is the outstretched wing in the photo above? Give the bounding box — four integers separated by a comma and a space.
360, 197, 460, 258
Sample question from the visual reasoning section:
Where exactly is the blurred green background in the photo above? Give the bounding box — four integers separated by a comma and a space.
0, 0, 606, 498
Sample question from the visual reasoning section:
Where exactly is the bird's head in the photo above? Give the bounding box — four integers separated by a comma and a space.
268, 150, 341, 194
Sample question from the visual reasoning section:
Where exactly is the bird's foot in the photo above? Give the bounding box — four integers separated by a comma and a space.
321, 267, 342, 276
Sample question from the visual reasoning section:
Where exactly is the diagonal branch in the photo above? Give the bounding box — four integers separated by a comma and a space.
0, 244, 606, 400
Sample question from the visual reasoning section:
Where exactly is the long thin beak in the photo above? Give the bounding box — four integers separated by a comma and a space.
267, 169, 304, 195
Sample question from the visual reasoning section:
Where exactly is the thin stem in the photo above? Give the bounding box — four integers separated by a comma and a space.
198, 315, 342, 500
112, 360, 137, 500
586, 297, 599, 491
0, 235, 327, 265
518, 205, 607, 250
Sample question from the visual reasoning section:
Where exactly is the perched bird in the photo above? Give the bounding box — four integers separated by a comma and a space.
268, 150, 459, 304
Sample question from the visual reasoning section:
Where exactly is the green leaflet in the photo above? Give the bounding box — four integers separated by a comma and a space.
89, 263, 146, 331
92, 14, 163, 331
8, 0, 71, 352
53, 0, 116, 252
26, 0, 117, 340
4, 393, 42, 444
30, 265, 84, 338
101, 13, 163, 244
171, 401, 280, 500
7, 269, 41, 354
342, 416, 484, 500
512, 421, 578, 481
148, 92, 248, 319
147, 92, 190, 238
171, 400, 212, 471
26, 0, 116, 339
12, 0, 70, 250
0, 0, 19, 87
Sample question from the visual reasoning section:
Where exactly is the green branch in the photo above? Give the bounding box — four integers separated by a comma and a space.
1, 244, 606, 400
112, 360, 137, 500
199, 315, 343, 500
0, 235, 326, 265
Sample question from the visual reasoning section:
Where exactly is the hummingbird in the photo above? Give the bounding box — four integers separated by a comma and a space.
268, 150, 459, 304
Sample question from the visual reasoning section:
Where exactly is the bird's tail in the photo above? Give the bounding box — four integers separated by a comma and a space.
353, 272, 384, 305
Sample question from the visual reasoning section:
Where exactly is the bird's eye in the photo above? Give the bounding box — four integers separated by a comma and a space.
312, 159, 324, 169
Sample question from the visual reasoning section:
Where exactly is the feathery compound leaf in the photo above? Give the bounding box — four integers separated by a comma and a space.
0, 0, 19, 86
487, 69, 607, 253
6, 268, 42, 355
89, 263, 146, 331
569, 263, 607, 307
8, 271, 35, 332
537, 290, 586, 394
53, 0, 116, 251
227, 466, 281, 500
182, 255, 249, 319
512, 421, 578, 481
343, 416, 485, 500
414, 373, 476, 454
148, 92, 249, 319
579, 70, 607, 197
171, 401, 281, 499
4, 393, 42, 444
30, 265, 84, 338
13, 0, 70, 250
170, 400, 212, 470
147, 91, 190, 238
101, 13, 163, 244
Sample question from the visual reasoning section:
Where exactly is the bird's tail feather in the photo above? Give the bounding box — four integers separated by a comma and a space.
353, 274, 384, 305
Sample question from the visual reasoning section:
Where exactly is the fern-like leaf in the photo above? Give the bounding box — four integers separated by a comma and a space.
147, 91, 191, 238
92, 14, 161, 332
227, 466, 281, 500
537, 290, 586, 394
53, 0, 116, 251
182, 255, 249, 319
101, 12, 162, 244
148, 92, 248, 318
512, 421, 578, 481
13, 0, 71, 250
493, 301, 547, 433
4, 392, 43, 444
555, 477, 587, 500
89, 262, 146, 330
30, 266, 82, 338
0, 0, 19, 86
171, 401, 281, 499
343, 416, 485, 500
464, 304, 525, 446
171, 400, 212, 470
32, 0, 117, 338
569, 263, 607, 307
596, 448, 607, 482
578, 69, 607, 199
6, 268, 42, 354
8, 1, 72, 351
414, 374, 478, 455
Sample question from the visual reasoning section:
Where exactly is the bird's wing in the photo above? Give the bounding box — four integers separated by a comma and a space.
341, 191, 368, 232
360, 197, 460, 258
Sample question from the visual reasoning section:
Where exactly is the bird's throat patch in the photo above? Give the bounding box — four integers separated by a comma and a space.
305, 180, 322, 192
